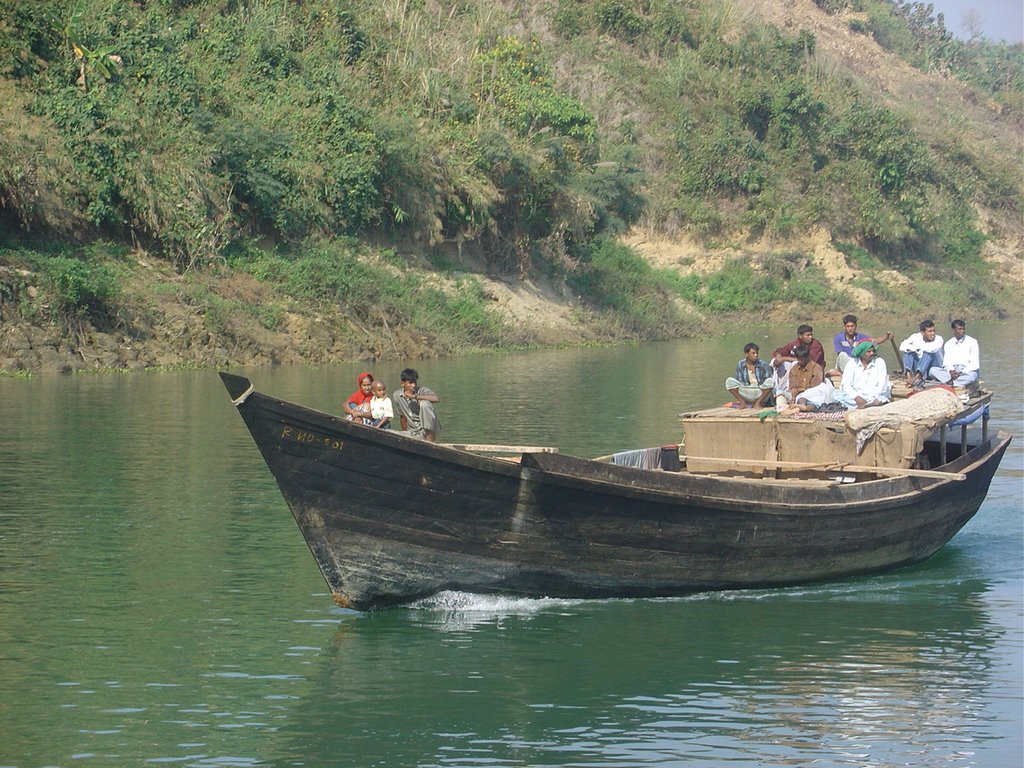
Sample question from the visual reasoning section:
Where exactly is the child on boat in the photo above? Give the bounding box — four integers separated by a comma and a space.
368, 380, 394, 429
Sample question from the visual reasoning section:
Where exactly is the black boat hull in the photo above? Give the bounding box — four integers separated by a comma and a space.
221, 373, 1011, 610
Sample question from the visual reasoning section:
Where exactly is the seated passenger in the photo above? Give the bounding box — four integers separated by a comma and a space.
343, 372, 374, 424
368, 380, 394, 429
774, 345, 824, 408
725, 343, 774, 408
772, 324, 826, 370
835, 341, 890, 409
781, 379, 839, 414
929, 319, 980, 387
833, 314, 892, 373
392, 368, 441, 441
899, 319, 943, 389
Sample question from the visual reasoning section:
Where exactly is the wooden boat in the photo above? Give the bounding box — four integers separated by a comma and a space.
220, 372, 1011, 611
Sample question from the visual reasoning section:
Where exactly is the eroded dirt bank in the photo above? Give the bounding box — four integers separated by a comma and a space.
1, 229, 1020, 375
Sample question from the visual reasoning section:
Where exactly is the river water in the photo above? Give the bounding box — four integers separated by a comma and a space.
1, 323, 1021, 767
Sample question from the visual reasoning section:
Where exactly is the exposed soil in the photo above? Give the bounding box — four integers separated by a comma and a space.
2, 218, 1019, 375
0, 254, 598, 374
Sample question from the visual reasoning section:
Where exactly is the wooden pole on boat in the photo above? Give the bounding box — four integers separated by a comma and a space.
442, 443, 559, 454
831, 463, 965, 480
889, 335, 903, 373
677, 454, 966, 481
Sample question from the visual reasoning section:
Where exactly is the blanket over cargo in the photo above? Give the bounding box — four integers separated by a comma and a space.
680, 388, 967, 473
844, 388, 964, 455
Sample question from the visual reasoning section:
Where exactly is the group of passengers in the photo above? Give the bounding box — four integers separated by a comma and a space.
726, 316, 981, 414
343, 368, 441, 441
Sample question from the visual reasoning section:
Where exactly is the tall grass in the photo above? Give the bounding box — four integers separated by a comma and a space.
0, 0, 1017, 326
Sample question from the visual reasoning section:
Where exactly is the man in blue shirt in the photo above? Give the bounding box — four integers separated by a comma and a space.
726, 343, 774, 408
832, 314, 892, 373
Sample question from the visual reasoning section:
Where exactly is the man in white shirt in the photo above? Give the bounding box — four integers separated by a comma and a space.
836, 341, 890, 409
929, 319, 980, 386
899, 319, 944, 389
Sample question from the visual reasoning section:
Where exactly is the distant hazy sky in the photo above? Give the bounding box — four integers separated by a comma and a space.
926, 0, 1023, 43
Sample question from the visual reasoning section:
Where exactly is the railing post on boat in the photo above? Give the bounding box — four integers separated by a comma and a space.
961, 424, 968, 457
982, 407, 989, 443
940, 425, 947, 465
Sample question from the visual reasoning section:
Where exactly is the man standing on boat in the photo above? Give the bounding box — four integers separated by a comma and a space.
393, 368, 441, 441
836, 341, 890, 409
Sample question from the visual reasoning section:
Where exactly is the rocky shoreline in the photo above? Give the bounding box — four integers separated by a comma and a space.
3, 229, 1020, 376
0, 308, 445, 375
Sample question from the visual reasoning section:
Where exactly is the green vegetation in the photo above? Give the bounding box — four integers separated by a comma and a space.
814, 0, 1024, 112
568, 238, 683, 335
0, 0, 1019, 361
669, 255, 848, 314
0, 238, 122, 322
229, 238, 510, 351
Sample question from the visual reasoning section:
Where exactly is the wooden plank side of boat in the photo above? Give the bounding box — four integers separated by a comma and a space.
221, 373, 1012, 610
517, 431, 1009, 585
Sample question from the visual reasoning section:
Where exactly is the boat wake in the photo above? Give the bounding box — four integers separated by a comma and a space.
412, 576, 975, 614
409, 590, 584, 614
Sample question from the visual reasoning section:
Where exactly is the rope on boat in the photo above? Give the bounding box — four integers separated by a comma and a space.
231, 383, 254, 406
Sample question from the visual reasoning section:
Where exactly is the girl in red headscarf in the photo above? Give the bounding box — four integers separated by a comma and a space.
343, 372, 374, 423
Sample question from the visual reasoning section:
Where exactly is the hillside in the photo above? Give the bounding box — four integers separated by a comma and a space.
0, 0, 1020, 373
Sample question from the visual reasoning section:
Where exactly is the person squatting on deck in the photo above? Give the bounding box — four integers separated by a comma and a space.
929, 319, 980, 387
835, 341, 891, 409
726, 343, 774, 408
899, 319, 944, 389
393, 368, 441, 441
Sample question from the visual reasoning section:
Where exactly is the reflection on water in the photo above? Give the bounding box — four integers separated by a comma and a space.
286, 574, 1004, 768
0, 323, 1020, 767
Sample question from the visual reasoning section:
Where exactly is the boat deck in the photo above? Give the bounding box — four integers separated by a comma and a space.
675, 383, 993, 478
680, 377, 988, 423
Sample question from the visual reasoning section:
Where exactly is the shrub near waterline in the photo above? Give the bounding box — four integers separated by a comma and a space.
230, 240, 509, 352
5, 244, 122, 323
569, 238, 681, 337
696, 259, 779, 313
